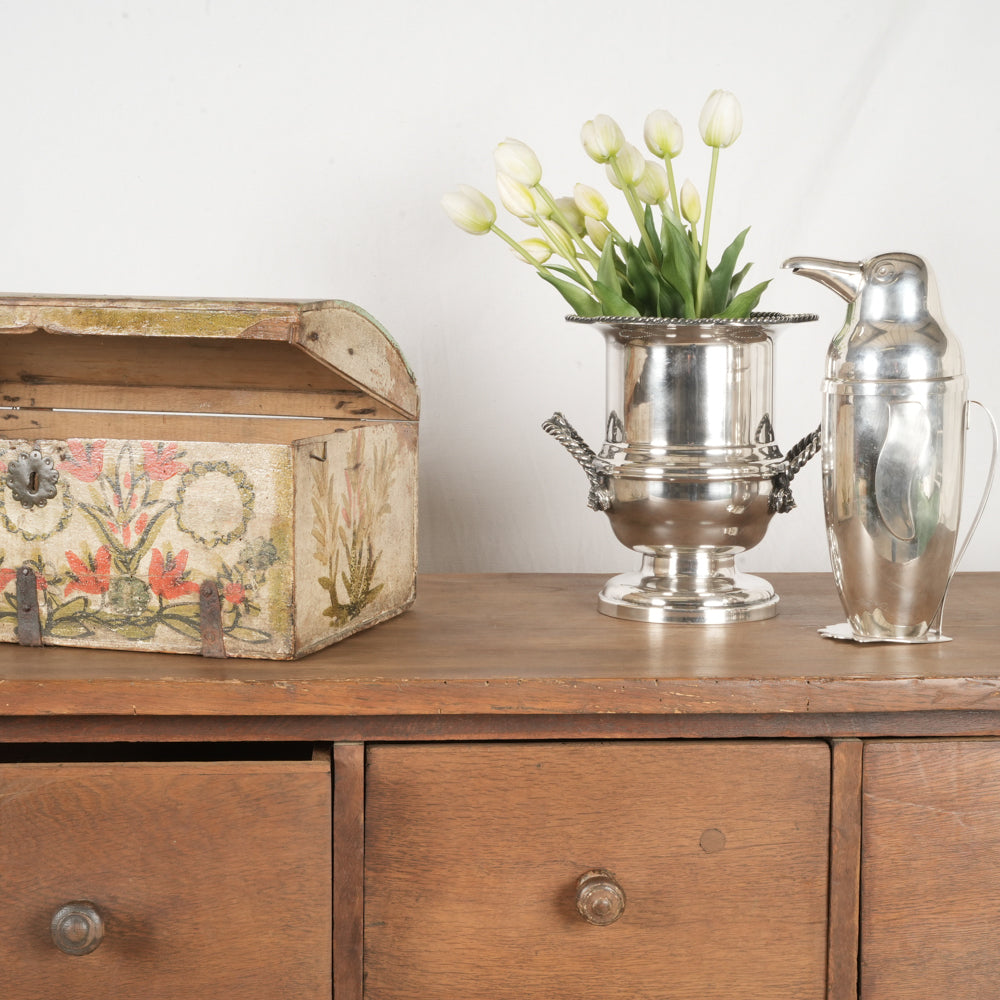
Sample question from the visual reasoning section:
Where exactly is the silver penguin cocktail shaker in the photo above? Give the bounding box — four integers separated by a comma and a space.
785, 252, 997, 642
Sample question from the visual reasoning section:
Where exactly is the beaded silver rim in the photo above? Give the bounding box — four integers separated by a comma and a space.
567, 312, 818, 327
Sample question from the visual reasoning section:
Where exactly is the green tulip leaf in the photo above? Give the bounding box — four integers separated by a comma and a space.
537, 270, 602, 316
597, 240, 623, 295
593, 280, 641, 317
708, 227, 750, 314
715, 279, 770, 319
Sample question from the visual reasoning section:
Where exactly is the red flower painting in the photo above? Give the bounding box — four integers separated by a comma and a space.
223, 581, 247, 606
59, 440, 106, 483
141, 442, 187, 481
148, 549, 200, 600
65, 547, 112, 596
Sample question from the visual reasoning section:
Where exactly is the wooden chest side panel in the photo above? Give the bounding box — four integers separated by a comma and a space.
294, 421, 418, 656
0, 437, 294, 657
0, 760, 331, 999
861, 740, 1000, 999
365, 741, 831, 1000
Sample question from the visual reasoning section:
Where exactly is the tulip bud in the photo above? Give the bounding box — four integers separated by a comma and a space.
643, 109, 683, 159
698, 89, 743, 148
519, 238, 552, 264
580, 114, 625, 163
555, 196, 585, 236
680, 179, 701, 224
635, 160, 669, 205
573, 183, 608, 221
496, 172, 537, 219
605, 142, 646, 189
584, 216, 610, 251
441, 184, 497, 235
494, 138, 543, 187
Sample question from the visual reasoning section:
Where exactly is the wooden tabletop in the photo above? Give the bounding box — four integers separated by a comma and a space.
0, 573, 997, 718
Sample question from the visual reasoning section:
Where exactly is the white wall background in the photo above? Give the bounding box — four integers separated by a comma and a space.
3, 0, 997, 573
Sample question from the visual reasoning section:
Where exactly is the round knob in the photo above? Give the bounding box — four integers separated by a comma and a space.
575, 869, 626, 925
51, 902, 104, 956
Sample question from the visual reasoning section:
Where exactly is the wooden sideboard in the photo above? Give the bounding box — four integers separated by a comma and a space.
2, 572, 999, 1000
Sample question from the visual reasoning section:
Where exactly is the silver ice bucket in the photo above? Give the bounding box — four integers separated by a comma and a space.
545, 313, 819, 624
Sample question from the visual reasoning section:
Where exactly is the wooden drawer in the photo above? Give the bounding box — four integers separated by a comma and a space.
0, 756, 331, 999
364, 741, 830, 1000
862, 740, 1000, 999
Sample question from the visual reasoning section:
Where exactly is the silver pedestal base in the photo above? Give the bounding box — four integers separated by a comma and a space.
598, 553, 778, 624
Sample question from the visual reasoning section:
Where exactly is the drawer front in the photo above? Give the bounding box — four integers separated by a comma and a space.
365, 741, 830, 1000
862, 740, 1000, 999
0, 760, 331, 999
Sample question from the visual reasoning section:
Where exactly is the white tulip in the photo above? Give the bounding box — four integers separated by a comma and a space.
698, 89, 743, 148
555, 196, 585, 236
680, 179, 701, 224
636, 160, 669, 205
605, 142, 645, 189
643, 109, 683, 159
494, 138, 543, 187
584, 216, 611, 251
441, 185, 497, 235
496, 172, 537, 219
574, 183, 608, 221
519, 238, 552, 264
580, 114, 625, 163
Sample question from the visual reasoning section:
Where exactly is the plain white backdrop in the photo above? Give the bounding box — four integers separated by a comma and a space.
3, 0, 998, 573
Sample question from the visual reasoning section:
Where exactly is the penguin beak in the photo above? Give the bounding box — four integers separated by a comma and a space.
782, 256, 864, 303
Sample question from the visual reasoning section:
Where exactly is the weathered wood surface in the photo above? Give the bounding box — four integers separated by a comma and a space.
0, 296, 418, 419
365, 740, 830, 1000
333, 743, 365, 1000
0, 330, 408, 422
0, 294, 420, 660
0, 758, 331, 998
827, 739, 863, 1000
0, 573, 995, 718
861, 740, 1000, 998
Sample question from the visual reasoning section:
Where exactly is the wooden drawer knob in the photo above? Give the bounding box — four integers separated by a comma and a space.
575, 869, 626, 925
51, 901, 104, 956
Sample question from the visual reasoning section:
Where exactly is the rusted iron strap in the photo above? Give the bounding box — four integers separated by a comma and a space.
199, 580, 227, 658
16, 565, 42, 647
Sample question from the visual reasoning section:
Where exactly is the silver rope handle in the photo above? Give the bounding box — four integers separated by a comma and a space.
542, 412, 611, 512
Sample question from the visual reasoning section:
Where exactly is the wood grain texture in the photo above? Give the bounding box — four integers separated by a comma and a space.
333, 743, 364, 1000
827, 739, 862, 1000
364, 740, 831, 1000
0, 759, 331, 999
0, 573, 996, 718
0, 296, 418, 418
861, 740, 1000, 998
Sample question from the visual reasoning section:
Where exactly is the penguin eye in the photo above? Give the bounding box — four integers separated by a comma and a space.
873, 261, 896, 283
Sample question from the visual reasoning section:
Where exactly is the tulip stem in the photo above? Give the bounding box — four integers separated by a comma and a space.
533, 216, 597, 293
535, 186, 600, 265
663, 157, 680, 221
609, 155, 659, 264
695, 147, 720, 316
491, 223, 552, 271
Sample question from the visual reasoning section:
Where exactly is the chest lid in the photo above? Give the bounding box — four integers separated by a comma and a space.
0, 295, 418, 423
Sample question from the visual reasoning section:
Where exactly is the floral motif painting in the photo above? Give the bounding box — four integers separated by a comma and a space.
310, 432, 398, 627
0, 438, 290, 652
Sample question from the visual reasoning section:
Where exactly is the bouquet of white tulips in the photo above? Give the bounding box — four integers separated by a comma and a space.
442, 90, 768, 320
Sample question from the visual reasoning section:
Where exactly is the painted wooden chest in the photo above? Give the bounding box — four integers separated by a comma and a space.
0, 296, 418, 659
